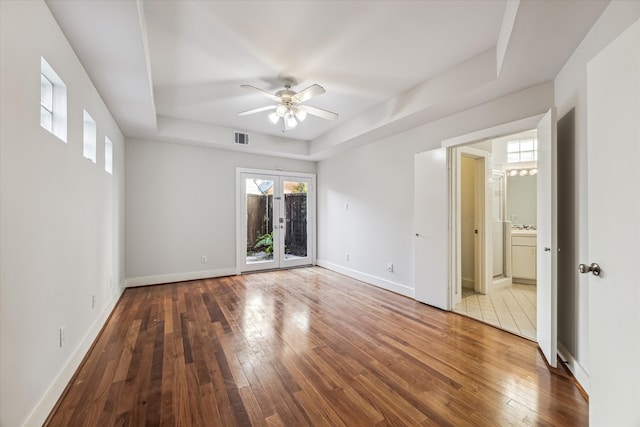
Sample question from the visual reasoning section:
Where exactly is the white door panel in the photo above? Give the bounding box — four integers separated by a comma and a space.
587, 21, 640, 425
280, 176, 313, 269
414, 148, 449, 310
536, 108, 558, 368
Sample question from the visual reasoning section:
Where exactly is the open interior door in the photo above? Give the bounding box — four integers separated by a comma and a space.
414, 148, 449, 310
586, 21, 640, 425
536, 108, 558, 368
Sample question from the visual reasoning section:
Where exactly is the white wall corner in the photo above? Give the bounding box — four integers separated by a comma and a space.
316, 260, 414, 299
496, 0, 520, 78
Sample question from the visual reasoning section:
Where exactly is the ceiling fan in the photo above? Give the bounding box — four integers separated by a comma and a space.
238, 78, 338, 131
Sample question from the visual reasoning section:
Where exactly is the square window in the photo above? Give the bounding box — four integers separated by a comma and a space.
507, 137, 538, 164
520, 139, 534, 151
40, 57, 67, 142
40, 106, 52, 132
105, 137, 113, 174
520, 151, 535, 162
83, 110, 96, 163
40, 74, 53, 110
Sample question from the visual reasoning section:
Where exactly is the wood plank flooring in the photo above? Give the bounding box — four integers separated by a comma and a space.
46, 267, 587, 426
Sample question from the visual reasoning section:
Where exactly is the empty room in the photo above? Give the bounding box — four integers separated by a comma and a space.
1, 0, 639, 426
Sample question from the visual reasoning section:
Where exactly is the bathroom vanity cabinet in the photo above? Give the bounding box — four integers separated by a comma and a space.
511, 232, 536, 281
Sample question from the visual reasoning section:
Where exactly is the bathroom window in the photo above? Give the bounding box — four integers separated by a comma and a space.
507, 138, 537, 163
40, 57, 67, 142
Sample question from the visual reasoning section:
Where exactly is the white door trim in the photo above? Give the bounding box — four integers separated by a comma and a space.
443, 115, 544, 306
454, 146, 492, 301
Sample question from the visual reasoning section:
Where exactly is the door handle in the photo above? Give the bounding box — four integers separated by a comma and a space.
578, 262, 601, 276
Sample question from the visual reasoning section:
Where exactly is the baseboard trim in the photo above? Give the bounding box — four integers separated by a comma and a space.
558, 342, 590, 394
24, 289, 123, 427
125, 268, 237, 287
316, 260, 414, 298
491, 276, 512, 293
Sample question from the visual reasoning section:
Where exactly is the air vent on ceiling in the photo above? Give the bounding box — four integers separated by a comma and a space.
234, 131, 249, 145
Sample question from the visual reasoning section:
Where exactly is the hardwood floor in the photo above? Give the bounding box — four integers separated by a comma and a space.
46, 267, 587, 426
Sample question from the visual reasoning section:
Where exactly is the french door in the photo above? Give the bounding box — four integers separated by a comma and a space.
238, 170, 315, 272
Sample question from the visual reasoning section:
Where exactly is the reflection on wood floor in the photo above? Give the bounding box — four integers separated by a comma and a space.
46, 267, 586, 426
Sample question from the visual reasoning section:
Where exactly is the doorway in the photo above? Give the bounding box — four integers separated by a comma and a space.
452, 131, 539, 341
237, 170, 315, 273
414, 111, 557, 367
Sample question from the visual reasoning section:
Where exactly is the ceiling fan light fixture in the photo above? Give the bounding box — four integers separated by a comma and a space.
239, 79, 338, 131
294, 106, 307, 122
276, 104, 288, 117
268, 112, 280, 124
284, 112, 297, 129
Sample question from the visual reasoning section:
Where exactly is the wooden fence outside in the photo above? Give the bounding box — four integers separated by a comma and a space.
246, 193, 307, 257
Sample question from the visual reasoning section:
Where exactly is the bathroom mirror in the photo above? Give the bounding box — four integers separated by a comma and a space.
506, 174, 537, 227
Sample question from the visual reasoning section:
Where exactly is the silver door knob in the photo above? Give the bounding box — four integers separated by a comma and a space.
578, 262, 601, 276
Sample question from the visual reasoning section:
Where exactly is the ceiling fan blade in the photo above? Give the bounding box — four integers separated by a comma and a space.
240, 84, 281, 102
238, 105, 277, 116
303, 105, 338, 120
292, 84, 325, 103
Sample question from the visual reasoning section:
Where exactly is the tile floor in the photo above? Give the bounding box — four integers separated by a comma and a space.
453, 283, 537, 341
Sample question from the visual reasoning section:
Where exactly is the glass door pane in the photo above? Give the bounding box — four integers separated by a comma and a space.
280, 178, 311, 268
243, 175, 278, 271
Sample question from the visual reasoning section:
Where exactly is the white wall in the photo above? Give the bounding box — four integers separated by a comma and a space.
0, 1, 126, 426
553, 0, 640, 391
317, 82, 553, 297
125, 139, 316, 285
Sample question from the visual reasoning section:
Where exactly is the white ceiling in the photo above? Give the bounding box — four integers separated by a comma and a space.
45, 0, 608, 159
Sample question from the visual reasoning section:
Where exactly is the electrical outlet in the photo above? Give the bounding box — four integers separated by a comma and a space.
201, 255, 207, 263
109, 277, 113, 288
345, 252, 350, 261
344, 203, 349, 211
386, 263, 394, 272
59, 326, 65, 348
92, 295, 96, 309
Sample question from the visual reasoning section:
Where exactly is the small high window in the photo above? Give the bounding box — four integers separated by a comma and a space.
40, 57, 67, 142
507, 138, 537, 163
104, 137, 113, 174
40, 74, 53, 131
83, 110, 96, 163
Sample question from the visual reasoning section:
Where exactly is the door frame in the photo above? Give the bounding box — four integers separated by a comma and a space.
236, 168, 316, 274
444, 116, 544, 306
455, 146, 492, 303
